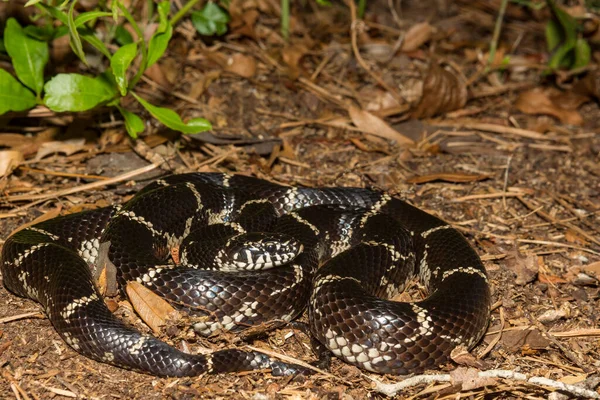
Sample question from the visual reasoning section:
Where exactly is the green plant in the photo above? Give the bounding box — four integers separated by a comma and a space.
192, 2, 230, 36
0, 1, 213, 138
545, 0, 591, 70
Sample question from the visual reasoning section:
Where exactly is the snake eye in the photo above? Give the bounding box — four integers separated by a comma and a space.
265, 243, 278, 253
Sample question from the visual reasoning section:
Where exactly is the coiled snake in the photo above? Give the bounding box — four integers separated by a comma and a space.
1, 173, 491, 377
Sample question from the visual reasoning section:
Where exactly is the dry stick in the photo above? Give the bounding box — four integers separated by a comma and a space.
502, 155, 513, 210
432, 121, 552, 141
3, 163, 161, 203
367, 370, 600, 398
3, 370, 32, 400
0, 311, 44, 324
345, 0, 404, 104
387, 0, 403, 29
244, 345, 339, 381
516, 239, 599, 255
552, 329, 600, 338
525, 310, 593, 374
17, 167, 110, 181
516, 196, 600, 247
452, 192, 524, 202
478, 307, 504, 359
454, 225, 599, 255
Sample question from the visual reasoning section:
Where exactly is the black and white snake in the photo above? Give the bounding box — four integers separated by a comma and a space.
1, 173, 491, 377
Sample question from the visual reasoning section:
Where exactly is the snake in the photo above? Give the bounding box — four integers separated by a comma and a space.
1, 172, 491, 377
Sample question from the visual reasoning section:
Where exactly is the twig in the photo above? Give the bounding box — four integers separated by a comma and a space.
368, 369, 600, 398
244, 345, 339, 381
516, 196, 600, 246
0, 311, 45, 324
345, 0, 403, 104
3, 163, 162, 203
18, 166, 110, 181
525, 308, 592, 373
367, 373, 451, 396
502, 154, 512, 210
433, 121, 552, 141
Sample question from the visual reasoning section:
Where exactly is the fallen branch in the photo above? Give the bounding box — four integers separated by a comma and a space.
367, 369, 600, 398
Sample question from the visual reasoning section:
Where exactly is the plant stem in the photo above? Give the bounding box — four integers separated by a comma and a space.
170, 0, 202, 26
118, 2, 147, 88
487, 0, 508, 71
281, 0, 289, 40
357, 0, 366, 18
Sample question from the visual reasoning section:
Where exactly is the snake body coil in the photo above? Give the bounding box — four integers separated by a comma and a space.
1, 173, 490, 376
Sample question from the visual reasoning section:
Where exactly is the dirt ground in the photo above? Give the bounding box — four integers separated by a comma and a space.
1, 0, 600, 399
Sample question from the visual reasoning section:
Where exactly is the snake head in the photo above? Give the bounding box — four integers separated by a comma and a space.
218, 232, 303, 271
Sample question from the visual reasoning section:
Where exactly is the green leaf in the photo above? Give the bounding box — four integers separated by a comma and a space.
132, 92, 212, 134
156, 1, 170, 33
44, 73, 116, 112
115, 25, 134, 45
39, 4, 111, 58
117, 106, 144, 138
573, 37, 591, 69
545, 19, 562, 52
23, 25, 59, 41
74, 10, 113, 27
546, 0, 580, 70
67, 1, 87, 65
79, 27, 111, 58
39, 3, 68, 24
111, 42, 137, 95
147, 1, 172, 67
147, 24, 172, 67
3, 18, 49, 96
0, 69, 37, 114
24, 0, 44, 6
191, 3, 230, 36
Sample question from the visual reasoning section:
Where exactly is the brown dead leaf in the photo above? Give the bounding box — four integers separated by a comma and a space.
361, 88, 402, 113
505, 251, 539, 285
573, 72, 599, 102
229, 8, 259, 39
282, 44, 307, 79
412, 63, 467, 118
348, 106, 414, 146
35, 138, 86, 160
538, 273, 568, 284
401, 22, 433, 52
564, 228, 590, 246
0, 150, 23, 178
0, 134, 34, 148
97, 267, 109, 297
515, 88, 584, 126
450, 367, 496, 391
582, 261, 600, 276
126, 281, 181, 334
159, 57, 179, 85
483, 47, 507, 68
406, 172, 491, 184
225, 53, 256, 78
500, 328, 550, 352
450, 346, 488, 370
537, 305, 569, 324
96, 241, 118, 296
559, 374, 588, 385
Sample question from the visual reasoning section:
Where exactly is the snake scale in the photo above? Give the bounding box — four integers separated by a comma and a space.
1, 172, 491, 377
